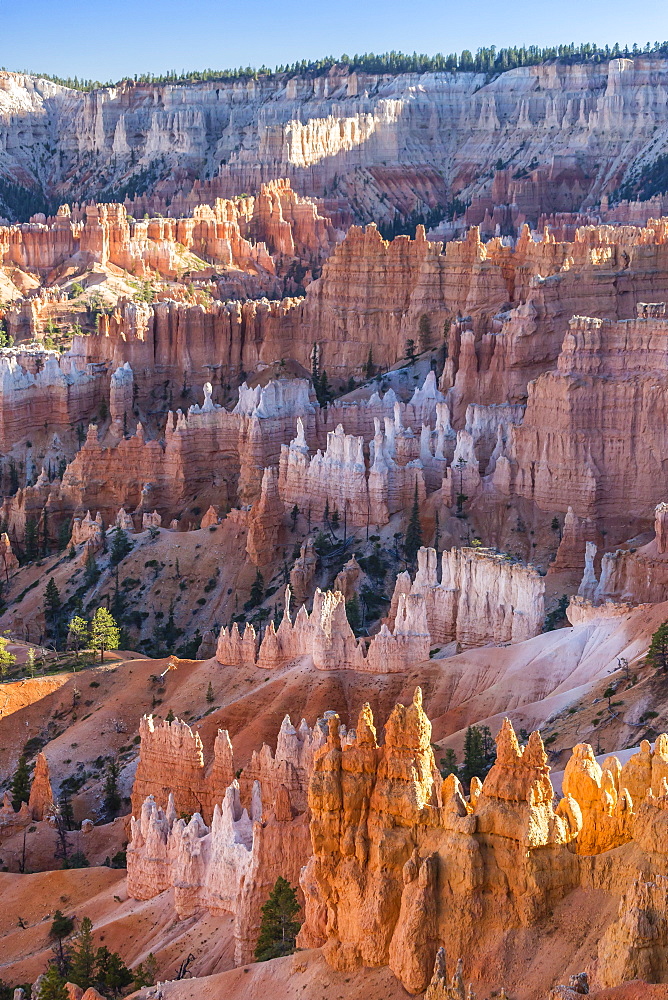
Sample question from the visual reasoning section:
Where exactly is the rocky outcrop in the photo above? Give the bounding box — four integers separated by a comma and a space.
28, 752, 54, 821
217, 585, 430, 674
278, 414, 428, 528
561, 743, 633, 855
127, 779, 310, 965
246, 467, 283, 567
300, 702, 579, 993
389, 545, 545, 648
597, 873, 668, 987
130, 712, 324, 824
0, 352, 103, 452
0, 183, 338, 296
550, 506, 601, 574
69, 511, 103, 552
128, 710, 337, 964
511, 306, 668, 521
289, 538, 318, 605
0, 532, 18, 576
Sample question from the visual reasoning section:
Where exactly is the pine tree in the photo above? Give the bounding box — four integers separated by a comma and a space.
68, 616, 90, 658
44, 578, 62, 624
90, 607, 120, 663
58, 788, 75, 831
404, 482, 423, 566
248, 569, 264, 608
439, 748, 458, 779
364, 347, 374, 380
68, 916, 96, 989
24, 516, 38, 562
50, 909, 74, 974
35, 965, 68, 1000
647, 621, 668, 672
104, 760, 121, 817
84, 549, 100, 587
290, 504, 299, 531
41, 511, 49, 558
418, 313, 432, 351
132, 953, 158, 990
206, 681, 214, 703
165, 708, 175, 723
404, 338, 417, 362
254, 876, 301, 961
110, 526, 132, 566
461, 726, 486, 785
94, 946, 133, 994
10, 754, 30, 810
161, 603, 180, 650
57, 518, 72, 551
0, 636, 16, 677
310, 342, 320, 390
319, 370, 331, 404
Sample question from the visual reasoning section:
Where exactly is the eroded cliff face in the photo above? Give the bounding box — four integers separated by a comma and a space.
300, 701, 580, 993
5, 58, 668, 226
510, 304, 668, 521
301, 701, 668, 994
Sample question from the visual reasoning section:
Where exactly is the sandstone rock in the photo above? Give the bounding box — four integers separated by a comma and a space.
200, 506, 220, 528
512, 308, 668, 521
333, 555, 363, 600
425, 950, 476, 1000
597, 874, 668, 986
131, 711, 324, 825
246, 467, 283, 568
127, 778, 311, 965
289, 538, 318, 606
70, 511, 103, 551
0, 532, 18, 575
388, 545, 545, 648
219, 584, 430, 674
28, 752, 53, 821
302, 704, 579, 992
561, 743, 633, 855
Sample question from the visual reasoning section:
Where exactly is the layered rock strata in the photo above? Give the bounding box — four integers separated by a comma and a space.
127, 780, 310, 965
130, 712, 324, 823
7, 59, 668, 228
510, 305, 668, 521
216, 585, 430, 674
389, 545, 545, 647
300, 702, 580, 993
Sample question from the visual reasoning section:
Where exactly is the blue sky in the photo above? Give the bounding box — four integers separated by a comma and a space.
1, 0, 667, 82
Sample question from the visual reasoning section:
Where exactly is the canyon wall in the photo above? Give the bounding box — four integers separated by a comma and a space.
389, 545, 545, 647
5, 58, 668, 228
0, 180, 338, 299
510, 304, 668, 521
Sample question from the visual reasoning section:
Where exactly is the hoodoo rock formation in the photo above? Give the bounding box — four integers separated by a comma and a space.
298, 699, 668, 993
389, 545, 545, 647
6, 58, 668, 230
216, 585, 431, 674
8, 52, 668, 1000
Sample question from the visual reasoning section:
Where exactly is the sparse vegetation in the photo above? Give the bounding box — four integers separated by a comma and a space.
254, 876, 301, 961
